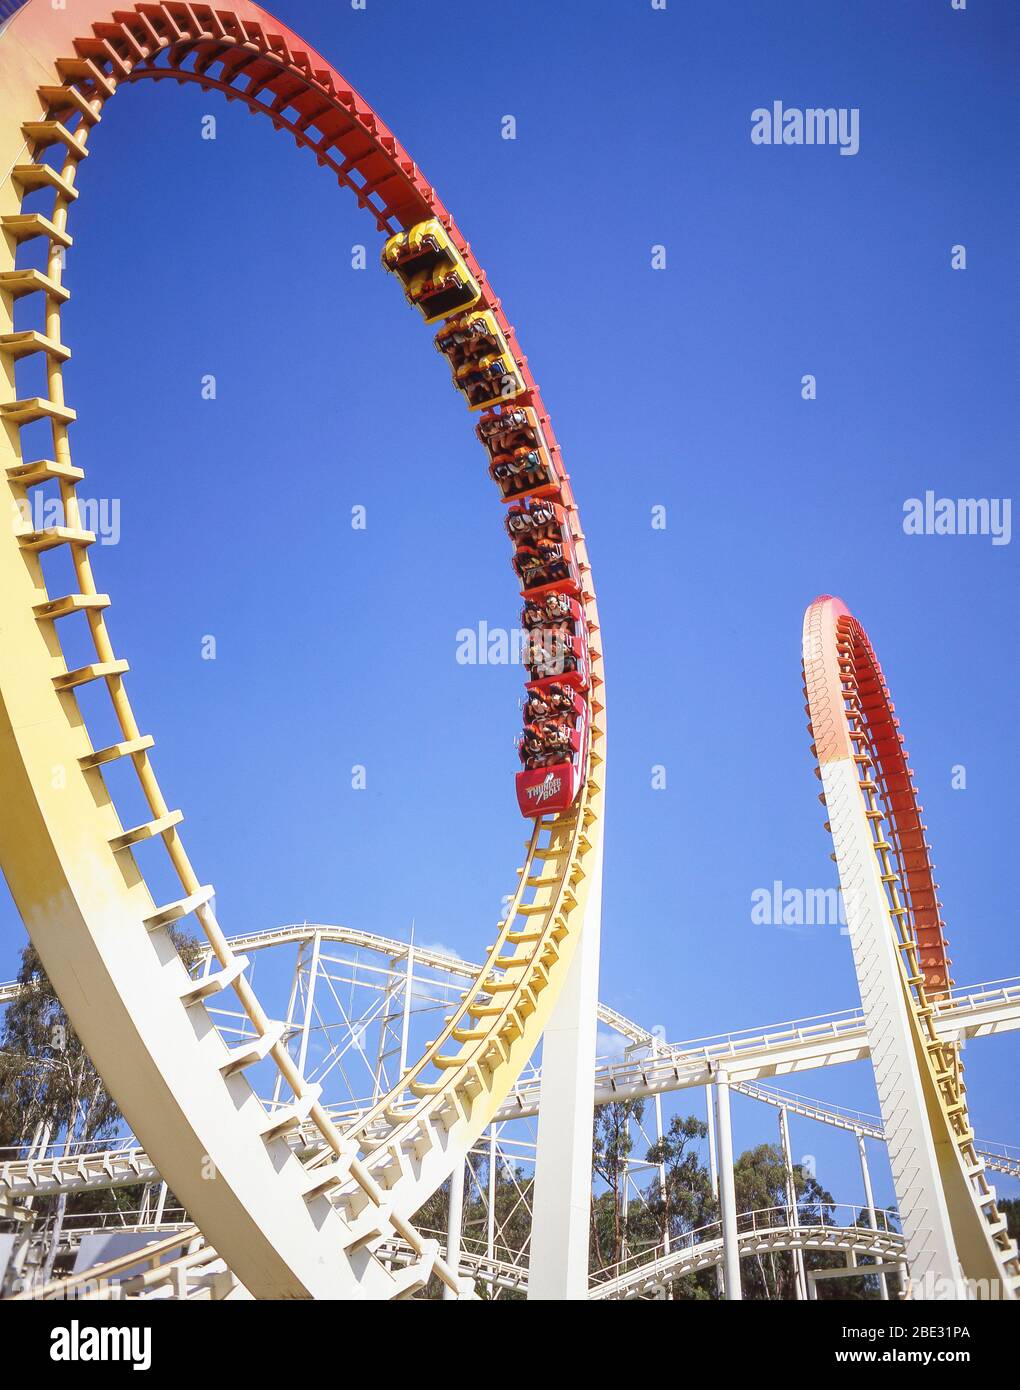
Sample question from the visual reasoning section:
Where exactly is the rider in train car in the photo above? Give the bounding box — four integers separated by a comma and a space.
479, 408, 560, 501
506, 504, 532, 543
434, 310, 523, 412
525, 681, 581, 721
543, 591, 573, 622
525, 629, 584, 682
518, 723, 546, 767
508, 495, 581, 593
538, 721, 573, 765
505, 498, 564, 543
512, 542, 541, 587
513, 533, 591, 814
512, 535, 580, 594
526, 628, 589, 687
480, 407, 542, 460
517, 714, 576, 771
511, 497, 560, 542
533, 537, 571, 585
523, 688, 553, 723
522, 593, 584, 670
522, 598, 549, 630
465, 355, 516, 409
489, 444, 554, 500
522, 593, 582, 635
515, 698, 590, 815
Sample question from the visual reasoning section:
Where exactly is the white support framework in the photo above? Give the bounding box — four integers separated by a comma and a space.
444, 1161, 465, 1302
714, 1074, 742, 1301
528, 824, 604, 1300
778, 1106, 806, 1300
821, 758, 962, 1294
857, 1132, 889, 1300
3, 912, 1019, 1300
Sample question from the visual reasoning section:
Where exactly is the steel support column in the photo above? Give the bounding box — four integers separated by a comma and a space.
821, 756, 963, 1296
528, 824, 604, 1300
857, 1131, 889, 1299
443, 1160, 465, 1302
779, 1106, 806, 1300
715, 1073, 742, 1300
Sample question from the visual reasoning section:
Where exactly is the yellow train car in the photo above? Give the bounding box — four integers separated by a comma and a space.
381, 218, 481, 323
435, 309, 525, 410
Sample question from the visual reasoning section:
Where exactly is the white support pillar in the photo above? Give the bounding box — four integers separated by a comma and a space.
271, 943, 304, 1108
295, 928, 321, 1079
6, 1124, 48, 1291
487, 1126, 497, 1264
651, 1042, 670, 1257
857, 1131, 889, 1300
399, 938, 414, 1077
822, 757, 962, 1296
714, 1073, 742, 1301
779, 1106, 806, 1300
443, 1159, 465, 1302
705, 1082, 724, 1296
527, 825, 604, 1301
705, 1083, 719, 1200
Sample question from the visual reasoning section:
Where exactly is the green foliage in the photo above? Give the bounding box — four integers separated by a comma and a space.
0, 931, 200, 1152
0, 932, 201, 1282
0, 943, 120, 1152
1000, 1197, 1020, 1244
1, 945, 906, 1301
413, 1156, 534, 1300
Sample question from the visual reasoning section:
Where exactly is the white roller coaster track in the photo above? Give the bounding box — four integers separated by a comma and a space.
803, 596, 1020, 1297
588, 1212, 906, 1302
2, 921, 1018, 1204
12, 1206, 909, 1302
0, 0, 606, 1299
0, 4, 1015, 1307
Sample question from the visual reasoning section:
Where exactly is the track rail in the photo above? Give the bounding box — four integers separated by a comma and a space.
0, 0, 604, 1298
17, 1207, 908, 1301
206, 922, 649, 1043
802, 596, 1019, 1297
590, 1206, 906, 1301
7, 1034, 1020, 1206
497, 977, 1020, 1115
3, 986, 1018, 1202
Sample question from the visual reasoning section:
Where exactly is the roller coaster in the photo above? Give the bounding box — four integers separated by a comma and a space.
0, 0, 1015, 1302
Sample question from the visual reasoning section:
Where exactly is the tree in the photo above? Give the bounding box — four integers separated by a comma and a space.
1000, 1197, 1020, 1244
642, 1113, 718, 1299
591, 1099, 645, 1271
0, 934, 198, 1285
646, 1112, 714, 1240
413, 1155, 534, 1301
0, 944, 120, 1153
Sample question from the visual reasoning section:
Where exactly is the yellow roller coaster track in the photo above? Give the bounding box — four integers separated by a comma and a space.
0, 0, 604, 1298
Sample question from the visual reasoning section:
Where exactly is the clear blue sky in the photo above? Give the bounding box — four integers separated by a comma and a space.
1, 0, 1017, 1209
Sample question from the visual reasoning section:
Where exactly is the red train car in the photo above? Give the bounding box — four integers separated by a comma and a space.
477, 406, 562, 503
480, 413, 589, 817
515, 699, 590, 817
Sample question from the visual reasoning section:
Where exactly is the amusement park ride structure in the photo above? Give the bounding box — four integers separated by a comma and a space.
2, 925, 1019, 1299
0, 0, 1015, 1301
